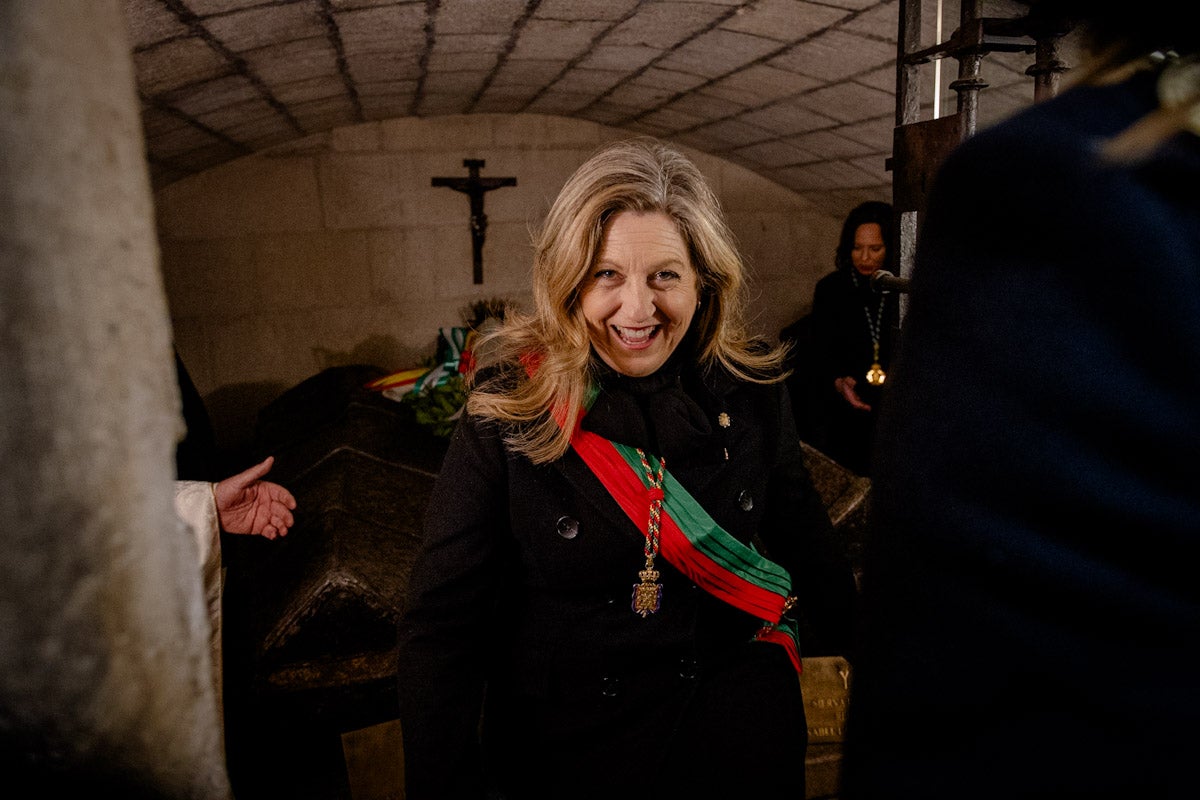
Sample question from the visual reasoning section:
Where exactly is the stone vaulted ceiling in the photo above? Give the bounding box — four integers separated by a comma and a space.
122, 0, 1050, 209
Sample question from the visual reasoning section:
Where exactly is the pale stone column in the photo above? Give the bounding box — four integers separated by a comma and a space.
0, 2, 231, 797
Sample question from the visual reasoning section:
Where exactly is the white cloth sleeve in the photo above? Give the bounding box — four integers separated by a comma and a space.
173, 480, 226, 742
174, 480, 221, 569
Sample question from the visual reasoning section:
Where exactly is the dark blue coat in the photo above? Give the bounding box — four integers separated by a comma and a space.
842, 66, 1200, 798
397, 357, 857, 798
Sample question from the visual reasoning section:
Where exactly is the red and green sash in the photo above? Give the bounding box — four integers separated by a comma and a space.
565, 392, 802, 673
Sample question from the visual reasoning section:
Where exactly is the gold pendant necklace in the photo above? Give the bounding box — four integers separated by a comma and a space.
866, 341, 887, 386
863, 292, 887, 386
632, 448, 665, 617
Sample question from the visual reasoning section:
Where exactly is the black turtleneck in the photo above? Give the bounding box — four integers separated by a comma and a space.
580, 346, 729, 468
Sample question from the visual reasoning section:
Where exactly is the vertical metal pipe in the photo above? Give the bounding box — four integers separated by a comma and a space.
893, 0, 924, 324
950, 0, 987, 138
895, 0, 923, 128
1029, 29, 1069, 103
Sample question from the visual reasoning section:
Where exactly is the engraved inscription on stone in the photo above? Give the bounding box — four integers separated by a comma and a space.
799, 655, 851, 744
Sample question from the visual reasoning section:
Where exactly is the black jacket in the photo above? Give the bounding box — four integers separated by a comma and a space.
809, 269, 900, 475
397, 357, 857, 798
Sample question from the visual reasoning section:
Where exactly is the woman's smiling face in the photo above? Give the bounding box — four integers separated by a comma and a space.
579, 210, 700, 377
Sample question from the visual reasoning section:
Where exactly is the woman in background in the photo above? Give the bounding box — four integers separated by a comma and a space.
808, 200, 899, 476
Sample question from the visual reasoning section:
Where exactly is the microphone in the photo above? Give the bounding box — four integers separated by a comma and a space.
870, 270, 910, 294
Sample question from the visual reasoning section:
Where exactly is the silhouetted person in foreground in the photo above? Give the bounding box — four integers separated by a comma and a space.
842, 2, 1200, 797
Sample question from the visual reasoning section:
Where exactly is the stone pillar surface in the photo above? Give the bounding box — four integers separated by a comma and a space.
0, 2, 231, 797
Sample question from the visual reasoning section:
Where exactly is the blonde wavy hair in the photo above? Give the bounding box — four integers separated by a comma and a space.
467, 137, 785, 464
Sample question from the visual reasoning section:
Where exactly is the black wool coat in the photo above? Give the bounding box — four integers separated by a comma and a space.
396, 357, 858, 799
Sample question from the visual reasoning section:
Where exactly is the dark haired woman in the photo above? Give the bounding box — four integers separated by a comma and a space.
808, 200, 899, 476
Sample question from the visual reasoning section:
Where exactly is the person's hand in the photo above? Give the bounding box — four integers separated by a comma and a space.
834, 376, 872, 412
214, 456, 296, 540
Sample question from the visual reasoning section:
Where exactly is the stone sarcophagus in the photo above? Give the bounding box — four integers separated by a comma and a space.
799, 438, 871, 590
226, 366, 449, 728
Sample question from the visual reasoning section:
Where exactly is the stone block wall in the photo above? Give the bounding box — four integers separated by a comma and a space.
155, 113, 883, 452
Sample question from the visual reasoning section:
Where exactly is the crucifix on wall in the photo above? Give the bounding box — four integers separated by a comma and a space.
431, 159, 517, 284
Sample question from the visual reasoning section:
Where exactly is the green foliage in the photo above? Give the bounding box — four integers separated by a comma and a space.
403, 374, 467, 438
398, 308, 512, 439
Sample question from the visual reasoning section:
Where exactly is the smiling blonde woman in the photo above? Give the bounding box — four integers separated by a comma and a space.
396, 137, 858, 799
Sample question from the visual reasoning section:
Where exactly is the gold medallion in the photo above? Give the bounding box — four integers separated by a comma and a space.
865, 340, 886, 385
633, 449, 666, 617
632, 566, 662, 617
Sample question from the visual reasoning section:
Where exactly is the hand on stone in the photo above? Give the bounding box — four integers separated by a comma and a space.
214, 456, 296, 540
